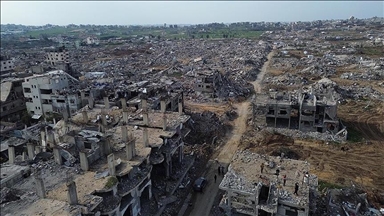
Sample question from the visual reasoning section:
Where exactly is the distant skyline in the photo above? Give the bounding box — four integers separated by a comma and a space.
1, 1, 383, 26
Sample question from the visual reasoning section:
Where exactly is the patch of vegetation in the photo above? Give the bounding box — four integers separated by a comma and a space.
100, 35, 120, 40
168, 72, 183, 78
104, 176, 118, 189
318, 180, 343, 192
26, 26, 78, 37
190, 29, 263, 40
0, 39, 56, 50
347, 126, 364, 143
13, 24, 265, 42
20, 110, 32, 126
357, 46, 384, 57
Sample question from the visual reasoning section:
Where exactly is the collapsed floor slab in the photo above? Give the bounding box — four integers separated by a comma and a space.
219, 150, 318, 216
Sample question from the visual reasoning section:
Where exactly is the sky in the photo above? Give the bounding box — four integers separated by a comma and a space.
1, 1, 383, 26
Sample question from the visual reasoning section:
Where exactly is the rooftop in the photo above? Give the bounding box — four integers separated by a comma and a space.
0, 137, 27, 152
220, 150, 317, 208
23, 70, 79, 83
111, 125, 172, 148
18, 198, 82, 216
0, 164, 30, 184
46, 171, 111, 208
128, 111, 190, 130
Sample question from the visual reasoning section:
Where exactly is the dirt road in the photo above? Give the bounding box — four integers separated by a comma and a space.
186, 51, 274, 216
186, 101, 250, 216
251, 51, 275, 93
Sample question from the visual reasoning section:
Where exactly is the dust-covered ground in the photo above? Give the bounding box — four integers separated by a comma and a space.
241, 101, 384, 206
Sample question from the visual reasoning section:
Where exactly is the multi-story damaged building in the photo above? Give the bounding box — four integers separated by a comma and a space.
219, 150, 318, 216
0, 55, 15, 74
45, 46, 69, 66
22, 70, 80, 117
44, 46, 75, 75
1, 78, 26, 122
253, 86, 344, 135
195, 70, 218, 97
1, 90, 192, 216
127, 90, 184, 114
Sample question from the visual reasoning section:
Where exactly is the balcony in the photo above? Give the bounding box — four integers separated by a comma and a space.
117, 166, 151, 196
161, 137, 181, 154
92, 191, 121, 215
120, 193, 134, 214
150, 149, 164, 165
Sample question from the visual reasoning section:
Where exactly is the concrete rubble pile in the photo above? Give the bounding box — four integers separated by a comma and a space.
220, 167, 257, 194
219, 150, 316, 216
264, 73, 308, 87
264, 40, 383, 103
70, 39, 272, 102
214, 71, 254, 98
270, 57, 302, 69
0, 187, 24, 204
327, 187, 383, 216
336, 85, 384, 100
340, 71, 382, 81
265, 127, 346, 143
298, 64, 336, 76
187, 111, 229, 145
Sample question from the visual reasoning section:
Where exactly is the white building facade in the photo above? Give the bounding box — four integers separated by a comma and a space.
22, 70, 80, 117
86, 37, 100, 45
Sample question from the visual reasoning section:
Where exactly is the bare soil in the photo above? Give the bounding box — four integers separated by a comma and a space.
185, 50, 274, 216
240, 97, 384, 208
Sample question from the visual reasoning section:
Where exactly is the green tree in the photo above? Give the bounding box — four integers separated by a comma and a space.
20, 110, 32, 126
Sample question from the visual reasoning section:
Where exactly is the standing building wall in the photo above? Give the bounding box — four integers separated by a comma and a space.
0, 56, 15, 74
253, 90, 340, 134
22, 70, 80, 116
0, 79, 26, 122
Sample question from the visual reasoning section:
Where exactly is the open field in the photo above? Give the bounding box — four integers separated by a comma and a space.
18, 25, 264, 40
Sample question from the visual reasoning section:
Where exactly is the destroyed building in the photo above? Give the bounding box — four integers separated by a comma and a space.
0, 55, 15, 74
85, 36, 100, 45
1, 78, 26, 122
44, 46, 76, 76
195, 70, 217, 98
253, 83, 345, 136
45, 46, 69, 66
326, 188, 383, 216
126, 89, 184, 114
219, 150, 318, 216
1, 88, 192, 216
22, 70, 80, 118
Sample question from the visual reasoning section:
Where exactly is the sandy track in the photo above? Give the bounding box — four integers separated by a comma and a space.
186, 51, 274, 216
